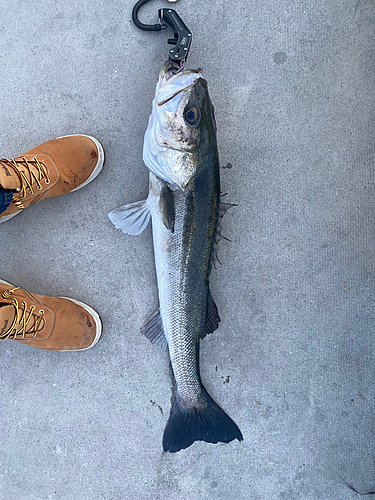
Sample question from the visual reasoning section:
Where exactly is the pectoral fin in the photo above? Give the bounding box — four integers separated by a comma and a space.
140, 308, 168, 350
200, 290, 221, 339
108, 200, 150, 235
159, 185, 175, 232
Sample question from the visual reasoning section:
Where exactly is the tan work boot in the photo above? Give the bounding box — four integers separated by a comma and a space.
0, 279, 102, 351
0, 134, 104, 223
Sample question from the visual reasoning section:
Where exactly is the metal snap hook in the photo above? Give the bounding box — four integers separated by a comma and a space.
132, 0, 192, 63
132, 0, 165, 31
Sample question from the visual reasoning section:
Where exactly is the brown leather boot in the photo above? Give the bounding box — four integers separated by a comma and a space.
0, 279, 102, 351
0, 134, 104, 223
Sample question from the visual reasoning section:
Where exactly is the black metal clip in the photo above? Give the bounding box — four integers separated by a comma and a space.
132, 0, 192, 63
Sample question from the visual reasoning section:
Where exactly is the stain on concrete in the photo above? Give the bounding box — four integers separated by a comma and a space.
274, 51, 287, 64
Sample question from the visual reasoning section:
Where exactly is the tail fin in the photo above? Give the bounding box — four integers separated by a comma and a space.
162, 391, 243, 453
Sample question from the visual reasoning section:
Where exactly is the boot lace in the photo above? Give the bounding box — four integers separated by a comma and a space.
0, 157, 50, 211
0, 288, 45, 340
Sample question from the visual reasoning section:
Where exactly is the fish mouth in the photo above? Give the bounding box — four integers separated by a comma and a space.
160, 60, 182, 81
156, 61, 203, 106
159, 60, 202, 83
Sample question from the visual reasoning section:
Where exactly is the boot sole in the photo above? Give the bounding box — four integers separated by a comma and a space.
0, 134, 105, 224
0, 278, 102, 351
0, 212, 19, 224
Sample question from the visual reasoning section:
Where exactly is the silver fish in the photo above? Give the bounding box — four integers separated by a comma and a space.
109, 61, 242, 452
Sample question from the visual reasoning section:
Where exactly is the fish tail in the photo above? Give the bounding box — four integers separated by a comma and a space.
162, 389, 243, 453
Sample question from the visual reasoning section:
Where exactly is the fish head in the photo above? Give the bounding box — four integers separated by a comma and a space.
143, 61, 216, 190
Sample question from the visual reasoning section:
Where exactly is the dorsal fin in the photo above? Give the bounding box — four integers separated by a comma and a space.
200, 289, 221, 339
211, 198, 236, 269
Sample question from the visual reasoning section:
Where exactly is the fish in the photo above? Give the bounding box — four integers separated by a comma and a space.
109, 61, 243, 453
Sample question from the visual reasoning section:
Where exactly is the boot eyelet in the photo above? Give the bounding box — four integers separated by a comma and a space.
29, 190, 34, 195
37, 186, 42, 190
39, 309, 44, 314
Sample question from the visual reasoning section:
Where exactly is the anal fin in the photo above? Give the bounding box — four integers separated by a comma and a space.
140, 308, 168, 350
200, 289, 221, 339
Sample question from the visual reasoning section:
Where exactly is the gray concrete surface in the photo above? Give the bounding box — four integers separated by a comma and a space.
0, 0, 374, 498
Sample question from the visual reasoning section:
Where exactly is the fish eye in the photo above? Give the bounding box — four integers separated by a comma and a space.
184, 107, 200, 126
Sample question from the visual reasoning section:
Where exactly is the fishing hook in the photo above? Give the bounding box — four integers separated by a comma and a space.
132, 0, 192, 63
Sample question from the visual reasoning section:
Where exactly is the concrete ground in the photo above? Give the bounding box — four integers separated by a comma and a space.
0, 0, 374, 498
